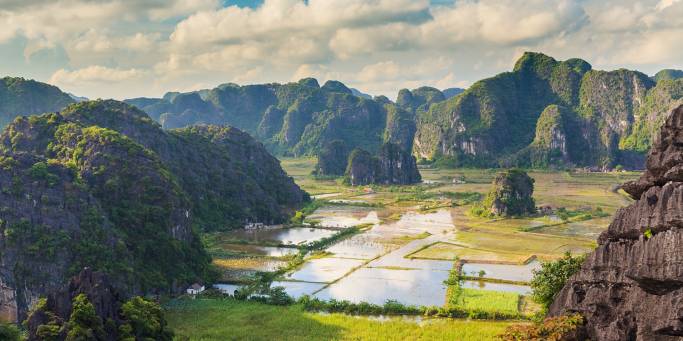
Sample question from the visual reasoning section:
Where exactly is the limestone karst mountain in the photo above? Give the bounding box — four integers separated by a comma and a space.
0, 100, 307, 322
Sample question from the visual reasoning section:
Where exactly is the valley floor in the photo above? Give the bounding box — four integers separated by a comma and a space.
171, 158, 640, 340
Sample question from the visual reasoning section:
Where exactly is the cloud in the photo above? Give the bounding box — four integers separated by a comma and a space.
50, 66, 146, 84
0, 0, 681, 100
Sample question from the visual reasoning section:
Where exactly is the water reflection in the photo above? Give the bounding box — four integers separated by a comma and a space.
460, 280, 531, 295
223, 227, 337, 245
270, 281, 326, 299
315, 267, 449, 307
461, 260, 541, 282
220, 244, 299, 257
286, 257, 365, 283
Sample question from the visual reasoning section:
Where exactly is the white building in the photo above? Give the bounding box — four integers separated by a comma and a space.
186, 283, 205, 295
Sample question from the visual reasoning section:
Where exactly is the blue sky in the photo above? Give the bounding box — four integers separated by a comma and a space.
0, 0, 681, 99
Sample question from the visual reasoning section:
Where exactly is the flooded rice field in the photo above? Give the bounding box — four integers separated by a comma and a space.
461, 280, 532, 295
286, 257, 366, 283
217, 243, 299, 257
460, 260, 541, 282
315, 267, 450, 306
213, 201, 587, 308
222, 226, 338, 245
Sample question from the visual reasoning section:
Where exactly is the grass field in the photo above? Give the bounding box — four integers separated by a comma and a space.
455, 289, 521, 316
165, 298, 513, 341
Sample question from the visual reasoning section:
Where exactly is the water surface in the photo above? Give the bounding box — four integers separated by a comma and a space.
222, 227, 337, 245
315, 267, 449, 307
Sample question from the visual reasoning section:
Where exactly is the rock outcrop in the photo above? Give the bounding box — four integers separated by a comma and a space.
345, 143, 421, 186
25, 268, 172, 341
314, 140, 349, 176
481, 169, 536, 217
549, 104, 683, 340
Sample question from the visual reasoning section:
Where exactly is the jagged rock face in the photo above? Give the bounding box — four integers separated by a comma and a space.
549, 104, 683, 340
25, 268, 139, 341
486, 169, 535, 216
345, 143, 421, 186
376, 142, 421, 185
346, 149, 377, 186
314, 140, 349, 176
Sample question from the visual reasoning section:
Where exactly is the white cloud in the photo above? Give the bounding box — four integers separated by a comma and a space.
0, 0, 681, 100
50, 66, 146, 84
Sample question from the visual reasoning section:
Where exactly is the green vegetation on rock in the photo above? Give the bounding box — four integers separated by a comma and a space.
471, 169, 536, 217
0, 99, 308, 320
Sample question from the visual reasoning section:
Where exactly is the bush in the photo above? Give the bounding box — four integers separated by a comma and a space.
530, 252, 585, 310
119, 296, 173, 341
0, 323, 21, 341
498, 313, 585, 341
66, 294, 105, 341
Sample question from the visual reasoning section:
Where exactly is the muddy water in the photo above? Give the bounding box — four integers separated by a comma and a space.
222, 227, 337, 245
461, 260, 541, 283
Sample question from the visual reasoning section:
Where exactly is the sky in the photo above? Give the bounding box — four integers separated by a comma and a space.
0, 0, 682, 100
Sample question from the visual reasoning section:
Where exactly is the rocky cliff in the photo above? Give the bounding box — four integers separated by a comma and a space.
549, 104, 683, 340
0, 100, 307, 322
0, 77, 74, 128
314, 140, 349, 176
345, 143, 421, 186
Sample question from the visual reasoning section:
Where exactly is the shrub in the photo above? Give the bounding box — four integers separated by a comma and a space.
0, 323, 21, 341
119, 296, 173, 341
498, 313, 585, 341
530, 252, 585, 310
66, 294, 105, 341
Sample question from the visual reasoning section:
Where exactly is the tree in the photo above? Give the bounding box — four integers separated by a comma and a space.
0, 323, 21, 341
66, 294, 105, 341
531, 252, 586, 310
119, 297, 173, 341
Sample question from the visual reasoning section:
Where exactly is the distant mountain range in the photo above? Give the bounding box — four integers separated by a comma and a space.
1, 52, 682, 169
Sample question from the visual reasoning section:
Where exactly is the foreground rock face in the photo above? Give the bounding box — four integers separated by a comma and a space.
549, 104, 683, 340
345, 143, 421, 186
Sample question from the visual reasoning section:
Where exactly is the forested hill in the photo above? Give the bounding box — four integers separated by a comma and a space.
125, 78, 427, 157
0, 77, 75, 127
0, 100, 308, 321
415, 52, 683, 169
